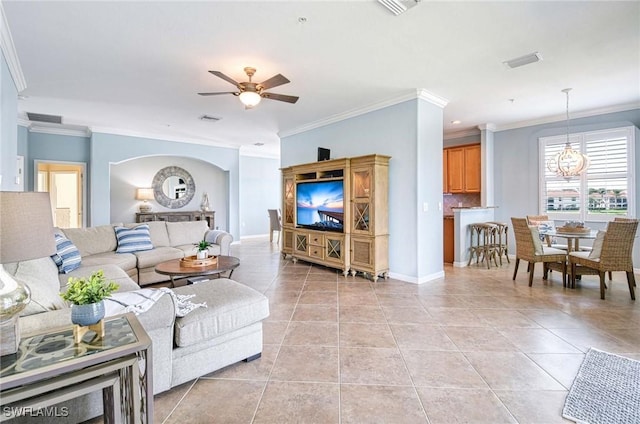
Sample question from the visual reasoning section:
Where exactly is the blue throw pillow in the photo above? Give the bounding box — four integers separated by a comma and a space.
115, 225, 154, 253
51, 233, 82, 274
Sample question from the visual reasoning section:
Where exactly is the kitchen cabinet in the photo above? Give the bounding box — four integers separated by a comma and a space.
444, 216, 454, 263
443, 143, 480, 193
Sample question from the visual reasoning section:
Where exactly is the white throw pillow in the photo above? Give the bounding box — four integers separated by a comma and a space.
529, 226, 544, 255
588, 230, 606, 259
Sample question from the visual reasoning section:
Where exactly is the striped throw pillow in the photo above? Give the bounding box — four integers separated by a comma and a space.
115, 225, 154, 253
51, 233, 82, 273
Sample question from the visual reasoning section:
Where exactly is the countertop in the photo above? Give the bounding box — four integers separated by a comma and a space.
451, 206, 499, 210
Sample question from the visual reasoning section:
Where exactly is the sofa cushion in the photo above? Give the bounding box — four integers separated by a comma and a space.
4, 257, 67, 316
79, 251, 137, 272
62, 225, 119, 257
61, 264, 140, 292
51, 233, 82, 273
166, 221, 209, 247
115, 224, 154, 253
126, 221, 171, 247
134, 246, 184, 269
173, 279, 269, 348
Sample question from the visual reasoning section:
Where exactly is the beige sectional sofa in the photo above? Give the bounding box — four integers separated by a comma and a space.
59, 220, 233, 285
5, 222, 268, 423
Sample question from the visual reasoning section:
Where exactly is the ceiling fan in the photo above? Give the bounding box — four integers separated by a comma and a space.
198, 67, 299, 109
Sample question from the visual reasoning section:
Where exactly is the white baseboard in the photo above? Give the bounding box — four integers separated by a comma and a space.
388, 270, 445, 284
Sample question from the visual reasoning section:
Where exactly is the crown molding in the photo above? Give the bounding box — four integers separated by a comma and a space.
280, 89, 449, 138
90, 125, 240, 151
443, 128, 480, 140
494, 102, 640, 132
477, 123, 496, 132
417, 89, 449, 108
29, 122, 91, 138
0, 3, 26, 92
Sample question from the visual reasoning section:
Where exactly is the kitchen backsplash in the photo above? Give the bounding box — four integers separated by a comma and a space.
443, 193, 481, 214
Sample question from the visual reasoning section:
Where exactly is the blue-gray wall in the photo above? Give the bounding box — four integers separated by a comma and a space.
89, 132, 241, 238
490, 108, 640, 266
1, 52, 19, 191
239, 155, 281, 237
281, 98, 445, 282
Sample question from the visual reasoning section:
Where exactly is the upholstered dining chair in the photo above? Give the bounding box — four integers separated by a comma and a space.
511, 217, 568, 287
268, 209, 282, 243
526, 215, 570, 251
568, 219, 638, 300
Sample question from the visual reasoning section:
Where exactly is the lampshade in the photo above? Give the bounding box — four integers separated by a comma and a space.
0, 191, 56, 355
239, 91, 262, 108
0, 191, 56, 264
546, 88, 590, 179
136, 188, 154, 201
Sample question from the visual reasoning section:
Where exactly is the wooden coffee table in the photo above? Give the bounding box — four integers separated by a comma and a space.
155, 255, 240, 286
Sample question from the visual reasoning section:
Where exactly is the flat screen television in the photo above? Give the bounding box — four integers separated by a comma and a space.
296, 180, 344, 232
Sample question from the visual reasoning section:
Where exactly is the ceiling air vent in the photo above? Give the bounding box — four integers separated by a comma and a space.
26, 112, 63, 124
503, 52, 543, 69
199, 115, 221, 122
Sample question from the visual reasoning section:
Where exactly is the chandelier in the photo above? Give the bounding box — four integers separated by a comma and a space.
546, 88, 589, 179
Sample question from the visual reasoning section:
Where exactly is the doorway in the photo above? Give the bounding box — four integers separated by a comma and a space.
35, 161, 86, 228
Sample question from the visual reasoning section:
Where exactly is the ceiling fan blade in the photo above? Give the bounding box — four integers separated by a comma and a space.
198, 91, 238, 96
262, 92, 299, 104
208, 70, 241, 88
258, 74, 290, 90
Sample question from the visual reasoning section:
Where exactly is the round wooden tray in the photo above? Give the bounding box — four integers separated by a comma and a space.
557, 226, 590, 234
180, 255, 218, 267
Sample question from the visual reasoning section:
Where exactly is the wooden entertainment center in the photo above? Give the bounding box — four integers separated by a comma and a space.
281, 154, 390, 281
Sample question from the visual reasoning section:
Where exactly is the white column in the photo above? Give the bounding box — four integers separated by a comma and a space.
478, 124, 495, 207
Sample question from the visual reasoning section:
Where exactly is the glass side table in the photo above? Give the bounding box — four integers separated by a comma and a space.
0, 313, 152, 424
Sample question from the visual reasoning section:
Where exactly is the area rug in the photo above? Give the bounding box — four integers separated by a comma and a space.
562, 348, 640, 424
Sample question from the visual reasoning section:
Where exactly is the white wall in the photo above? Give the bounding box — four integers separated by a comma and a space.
110, 156, 228, 228
281, 98, 445, 282
1, 52, 19, 191
239, 155, 281, 237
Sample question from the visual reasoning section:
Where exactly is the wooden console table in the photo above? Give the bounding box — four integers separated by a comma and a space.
136, 210, 215, 229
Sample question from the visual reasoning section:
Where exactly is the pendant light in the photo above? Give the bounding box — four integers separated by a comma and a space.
546, 88, 589, 179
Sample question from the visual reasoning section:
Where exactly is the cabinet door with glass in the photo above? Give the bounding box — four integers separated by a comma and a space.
283, 175, 295, 226
324, 234, 344, 264
351, 167, 373, 234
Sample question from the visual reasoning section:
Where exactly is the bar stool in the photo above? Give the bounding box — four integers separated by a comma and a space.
487, 221, 510, 266
467, 223, 499, 269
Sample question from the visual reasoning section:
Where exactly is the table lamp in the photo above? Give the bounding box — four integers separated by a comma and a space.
136, 188, 154, 213
0, 191, 56, 356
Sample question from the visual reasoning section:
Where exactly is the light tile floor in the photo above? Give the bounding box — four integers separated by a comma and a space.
104, 238, 640, 423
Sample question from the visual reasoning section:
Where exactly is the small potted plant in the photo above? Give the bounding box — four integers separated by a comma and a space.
60, 270, 119, 326
194, 239, 212, 259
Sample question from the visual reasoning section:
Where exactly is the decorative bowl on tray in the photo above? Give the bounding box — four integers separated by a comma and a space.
557, 226, 591, 234
180, 255, 218, 267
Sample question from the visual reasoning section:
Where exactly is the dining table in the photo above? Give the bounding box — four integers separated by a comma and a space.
540, 229, 598, 252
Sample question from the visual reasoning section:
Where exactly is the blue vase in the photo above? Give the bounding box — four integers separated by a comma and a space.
71, 301, 105, 326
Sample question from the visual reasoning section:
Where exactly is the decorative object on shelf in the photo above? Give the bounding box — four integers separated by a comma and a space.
546, 88, 590, 179
135, 188, 154, 212
200, 192, 210, 212
152, 166, 196, 209
0, 191, 56, 356
60, 270, 119, 343
194, 239, 212, 260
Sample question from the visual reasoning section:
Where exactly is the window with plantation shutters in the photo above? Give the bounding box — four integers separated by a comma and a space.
539, 126, 635, 222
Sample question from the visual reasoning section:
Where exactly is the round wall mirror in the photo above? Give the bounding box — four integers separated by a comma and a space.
152, 166, 195, 208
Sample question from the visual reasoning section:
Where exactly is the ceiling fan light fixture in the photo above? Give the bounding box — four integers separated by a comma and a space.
546, 88, 590, 179
239, 91, 262, 108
